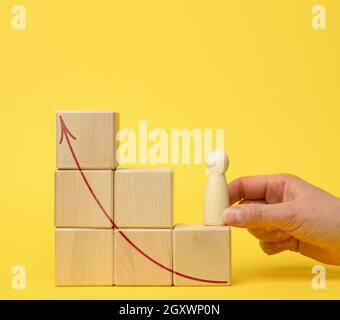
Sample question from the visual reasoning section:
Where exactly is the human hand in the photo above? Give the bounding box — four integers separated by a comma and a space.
223, 174, 340, 265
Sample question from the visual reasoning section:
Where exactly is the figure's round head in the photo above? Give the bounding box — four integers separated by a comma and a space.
206, 150, 229, 175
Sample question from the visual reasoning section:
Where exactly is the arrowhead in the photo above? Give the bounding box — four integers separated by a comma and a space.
59, 115, 77, 144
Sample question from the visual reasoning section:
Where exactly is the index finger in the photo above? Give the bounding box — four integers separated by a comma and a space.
228, 175, 286, 205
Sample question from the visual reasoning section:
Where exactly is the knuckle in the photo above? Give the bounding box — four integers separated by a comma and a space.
279, 201, 302, 231
248, 204, 264, 222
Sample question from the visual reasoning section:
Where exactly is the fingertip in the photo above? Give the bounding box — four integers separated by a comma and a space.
260, 237, 297, 256
260, 241, 282, 255
223, 207, 243, 226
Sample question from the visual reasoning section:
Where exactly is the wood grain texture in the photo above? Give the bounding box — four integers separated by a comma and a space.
173, 224, 231, 286
57, 110, 119, 169
114, 169, 173, 228
114, 229, 172, 286
55, 229, 114, 286
55, 170, 113, 228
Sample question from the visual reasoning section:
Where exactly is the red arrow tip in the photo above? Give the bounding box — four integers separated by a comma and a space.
59, 115, 77, 144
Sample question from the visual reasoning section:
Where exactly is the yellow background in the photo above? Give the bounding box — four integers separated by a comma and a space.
0, 0, 340, 299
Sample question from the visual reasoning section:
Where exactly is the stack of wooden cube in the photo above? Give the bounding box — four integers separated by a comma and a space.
55, 110, 231, 286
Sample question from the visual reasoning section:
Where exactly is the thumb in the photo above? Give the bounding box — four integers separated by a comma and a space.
223, 202, 295, 229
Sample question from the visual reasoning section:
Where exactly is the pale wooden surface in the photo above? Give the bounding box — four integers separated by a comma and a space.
173, 224, 231, 286
56, 110, 119, 169
203, 175, 229, 226
203, 151, 229, 226
114, 169, 173, 228
114, 229, 172, 286
55, 229, 114, 286
55, 170, 113, 228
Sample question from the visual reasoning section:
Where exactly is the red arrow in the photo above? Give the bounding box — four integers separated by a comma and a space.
58, 115, 228, 284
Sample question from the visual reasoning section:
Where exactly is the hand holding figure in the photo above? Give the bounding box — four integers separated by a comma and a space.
223, 174, 340, 265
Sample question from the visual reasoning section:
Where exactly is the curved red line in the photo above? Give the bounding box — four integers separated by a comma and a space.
59, 115, 228, 285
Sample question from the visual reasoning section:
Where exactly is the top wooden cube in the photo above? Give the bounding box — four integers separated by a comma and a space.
57, 111, 119, 169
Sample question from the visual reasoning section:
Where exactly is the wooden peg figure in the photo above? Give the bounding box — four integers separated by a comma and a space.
203, 150, 229, 226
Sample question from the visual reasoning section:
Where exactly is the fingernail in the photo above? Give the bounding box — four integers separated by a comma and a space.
223, 207, 243, 225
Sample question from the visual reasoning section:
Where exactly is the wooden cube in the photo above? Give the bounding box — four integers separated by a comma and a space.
114, 169, 173, 228
57, 110, 119, 169
114, 229, 172, 286
55, 170, 113, 228
55, 229, 114, 286
173, 224, 231, 286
